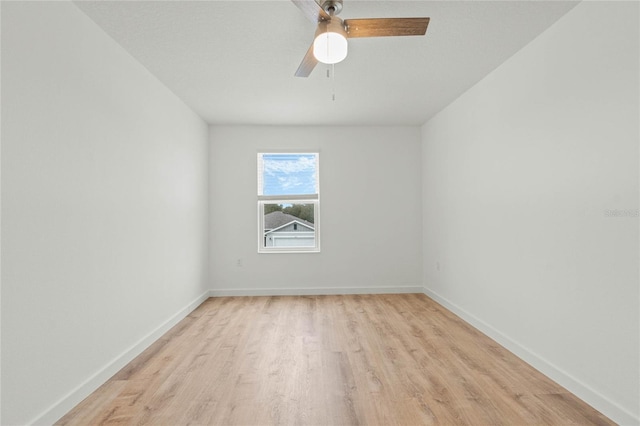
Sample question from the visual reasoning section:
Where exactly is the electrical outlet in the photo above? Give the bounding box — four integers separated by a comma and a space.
236, 258, 243, 267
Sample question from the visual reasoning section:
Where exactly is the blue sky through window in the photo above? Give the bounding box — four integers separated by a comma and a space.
261, 153, 317, 196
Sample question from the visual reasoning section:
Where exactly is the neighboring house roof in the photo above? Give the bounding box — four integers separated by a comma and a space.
264, 211, 314, 232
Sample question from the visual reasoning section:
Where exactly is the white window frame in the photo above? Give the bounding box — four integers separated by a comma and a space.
257, 152, 320, 253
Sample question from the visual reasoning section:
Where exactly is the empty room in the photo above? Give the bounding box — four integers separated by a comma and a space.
1, 0, 638, 425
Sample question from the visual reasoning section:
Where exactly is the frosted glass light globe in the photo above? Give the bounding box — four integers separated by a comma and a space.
313, 31, 348, 64
313, 19, 348, 65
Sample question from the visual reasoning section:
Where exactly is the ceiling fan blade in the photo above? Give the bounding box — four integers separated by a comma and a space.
295, 43, 318, 77
291, 0, 330, 23
345, 17, 430, 38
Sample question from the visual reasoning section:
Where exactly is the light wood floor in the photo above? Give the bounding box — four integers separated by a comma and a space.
57, 294, 613, 425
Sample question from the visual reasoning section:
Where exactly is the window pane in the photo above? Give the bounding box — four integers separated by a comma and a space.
260, 153, 317, 196
263, 203, 315, 248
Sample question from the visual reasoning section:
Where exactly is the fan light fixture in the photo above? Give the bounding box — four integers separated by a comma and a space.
293, 0, 430, 78
313, 19, 348, 64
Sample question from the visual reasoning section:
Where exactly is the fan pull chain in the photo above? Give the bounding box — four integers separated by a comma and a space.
326, 65, 337, 101
332, 64, 336, 101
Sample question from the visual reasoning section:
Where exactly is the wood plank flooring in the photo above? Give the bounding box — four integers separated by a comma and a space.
57, 294, 614, 425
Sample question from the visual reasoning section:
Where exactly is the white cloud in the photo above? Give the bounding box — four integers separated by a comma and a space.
264, 155, 316, 175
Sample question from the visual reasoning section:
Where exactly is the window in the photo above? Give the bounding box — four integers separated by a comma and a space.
257, 152, 320, 253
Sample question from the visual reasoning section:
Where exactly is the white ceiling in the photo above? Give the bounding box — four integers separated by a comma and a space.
74, 0, 578, 126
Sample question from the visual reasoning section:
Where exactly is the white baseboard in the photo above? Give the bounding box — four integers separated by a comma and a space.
423, 286, 639, 426
28, 291, 210, 426
210, 286, 423, 297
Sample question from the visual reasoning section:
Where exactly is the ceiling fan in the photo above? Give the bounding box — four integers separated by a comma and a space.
292, 0, 430, 77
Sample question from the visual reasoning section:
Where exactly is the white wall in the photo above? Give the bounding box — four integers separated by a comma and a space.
210, 126, 422, 295
1, 2, 209, 424
422, 2, 639, 424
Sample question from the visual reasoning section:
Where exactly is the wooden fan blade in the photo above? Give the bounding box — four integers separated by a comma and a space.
345, 17, 430, 38
295, 43, 318, 77
291, 0, 330, 23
